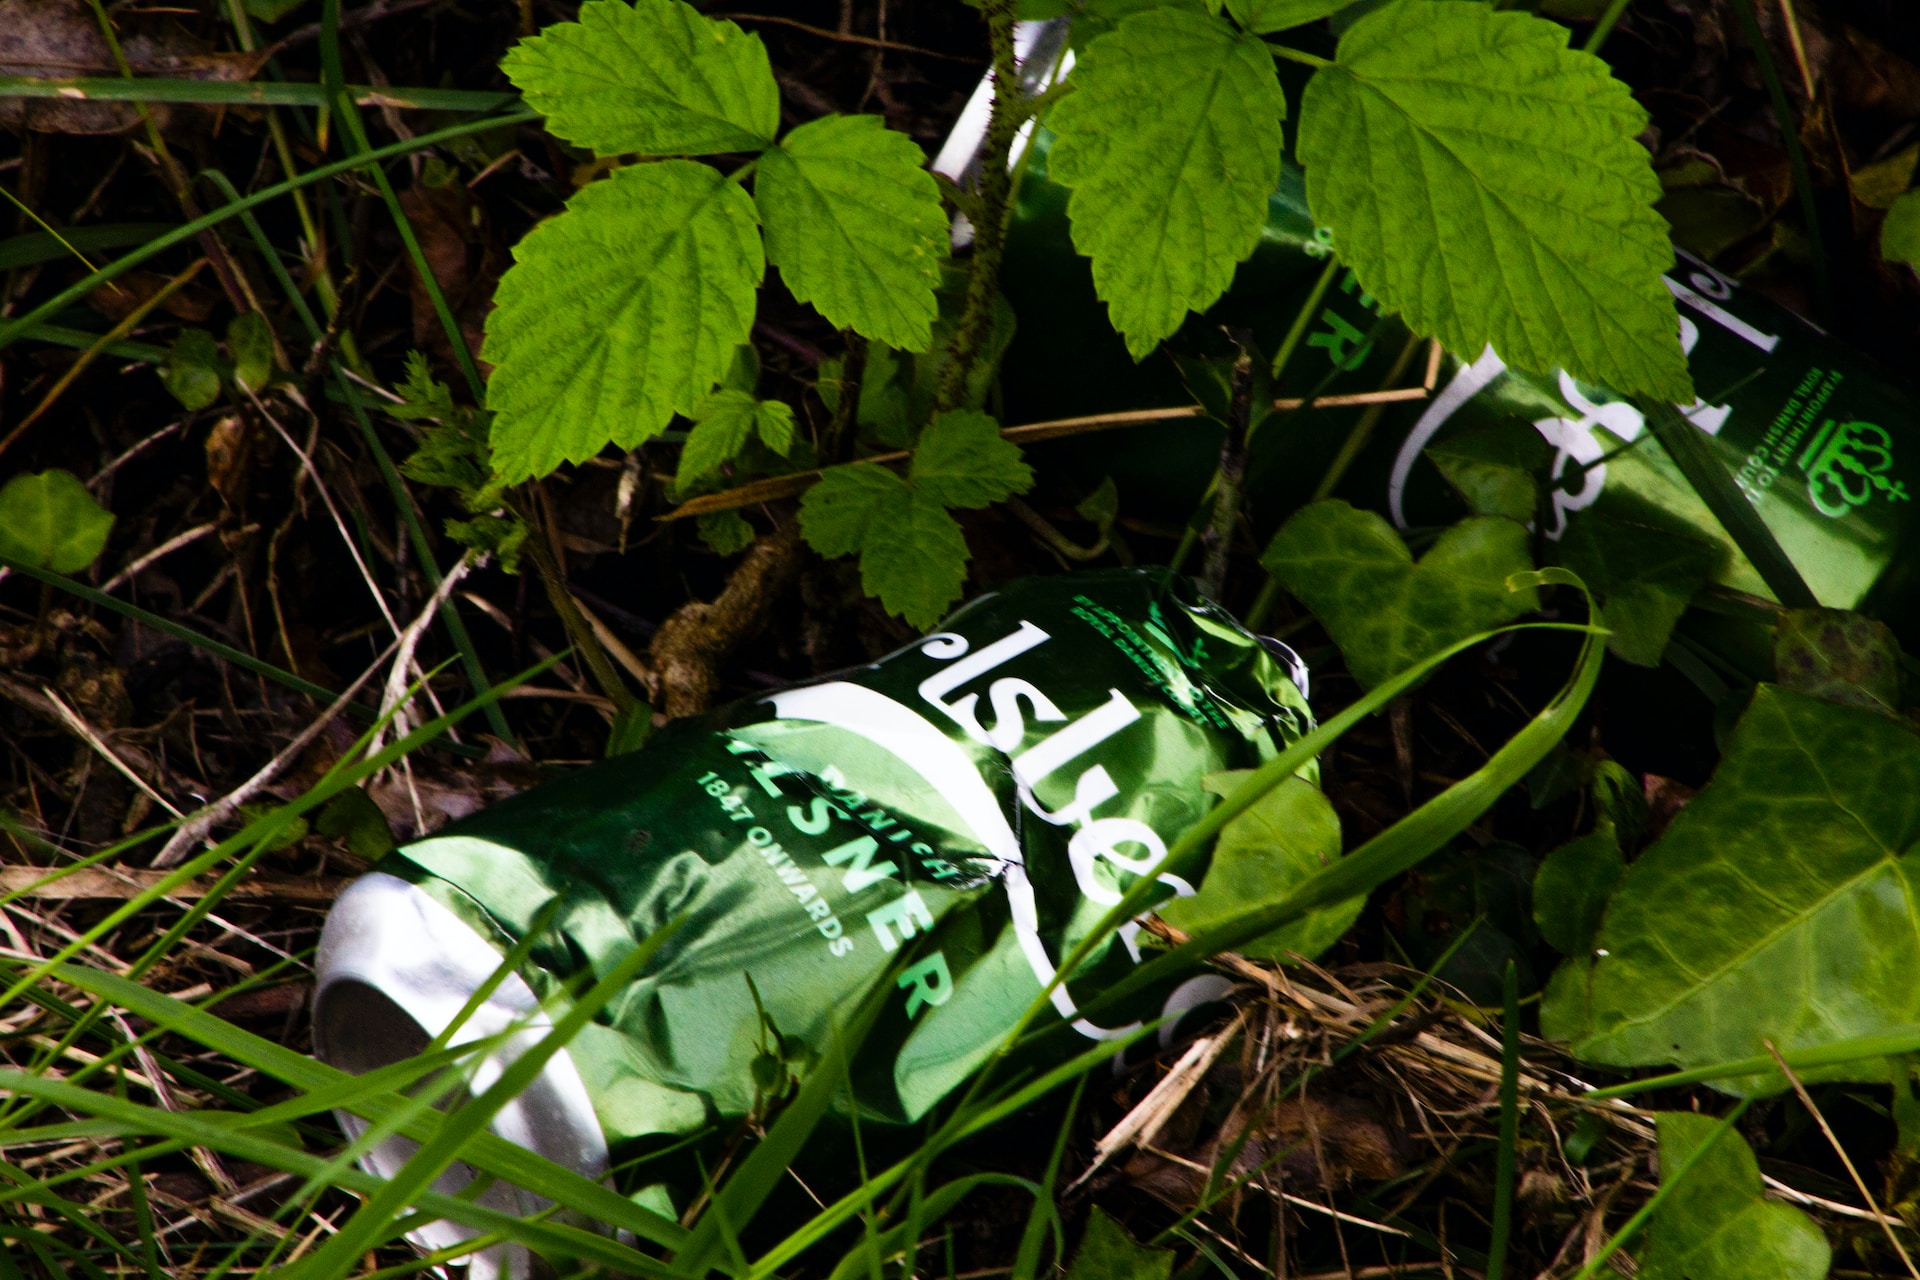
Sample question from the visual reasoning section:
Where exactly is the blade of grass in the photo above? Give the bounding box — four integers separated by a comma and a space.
826, 1175, 1041, 1280
0, 76, 514, 111
1583, 1026, 1920, 1099
1638, 398, 1817, 608
0, 222, 175, 270
1011, 1075, 1082, 1280
1486, 959, 1521, 1280
1726, 0, 1829, 320
13, 322, 167, 362
0, 109, 537, 354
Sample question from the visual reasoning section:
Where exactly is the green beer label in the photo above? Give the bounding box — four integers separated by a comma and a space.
379, 569, 1310, 1153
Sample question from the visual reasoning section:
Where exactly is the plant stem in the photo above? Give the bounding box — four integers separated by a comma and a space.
937, 0, 1022, 414
1580, 0, 1636, 53
1199, 338, 1256, 599
1267, 254, 1342, 382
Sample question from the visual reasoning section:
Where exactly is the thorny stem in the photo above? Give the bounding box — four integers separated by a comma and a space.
1199, 337, 1256, 599
936, 0, 1022, 414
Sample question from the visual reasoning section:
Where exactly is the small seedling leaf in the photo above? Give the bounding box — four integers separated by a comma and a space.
697, 509, 756, 556
1161, 772, 1358, 961
163, 327, 223, 412
1542, 686, 1920, 1092
679, 389, 793, 485
1048, 7, 1285, 358
1066, 1207, 1172, 1280
1773, 607, 1903, 717
1636, 1112, 1829, 1280
756, 114, 948, 351
1263, 501, 1537, 690
229, 312, 274, 394
483, 161, 763, 481
1299, 0, 1692, 401
1557, 515, 1721, 667
502, 0, 778, 155
0, 469, 114, 574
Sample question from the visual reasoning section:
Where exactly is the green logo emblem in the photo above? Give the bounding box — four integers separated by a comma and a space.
1797, 419, 1910, 518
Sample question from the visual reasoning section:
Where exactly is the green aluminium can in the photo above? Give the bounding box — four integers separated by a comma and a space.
313, 568, 1314, 1273
973, 22, 1920, 630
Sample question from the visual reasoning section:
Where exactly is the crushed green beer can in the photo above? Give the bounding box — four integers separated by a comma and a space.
970, 21, 1920, 627
314, 568, 1314, 1274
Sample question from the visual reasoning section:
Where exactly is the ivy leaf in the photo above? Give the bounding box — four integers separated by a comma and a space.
1532, 823, 1624, 955
1541, 686, 1920, 1093
1225, 0, 1351, 33
1048, 7, 1286, 358
1883, 190, 1920, 271
0, 470, 114, 574
1263, 501, 1537, 690
1298, 0, 1691, 401
483, 161, 763, 482
1425, 420, 1548, 525
1636, 1113, 1830, 1280
1160, 772, 1358, 961
680, 390, 796, 484
1066, 1208, 1172, 1280
502, 0, 777, 156
1773, 607, 1903, 717
757, 114, 948, 351
1557, 515, 1721, 667
910, 410, 1033, 508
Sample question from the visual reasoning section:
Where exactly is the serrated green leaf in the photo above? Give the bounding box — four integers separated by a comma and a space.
483, 161, 763, 482
1299, 0, 1691, 400
228, 312, 274, 394
680, 390, 760, 483
856, 491, 969, 631
0, 470, 114, 574
1066, 1208, 1172, 1280
1557, 515, 1721, 667
1883, 190, 1920, 269
390, 350, 460, 421
1636, 1113, 1829, 1280
799, 465, 905, 559
1048, 8, 1285, 358
1161, 772, 1357, 961
910, 410, 1033, 509
756, 114, 948, 351
1532, 823, 1623, 955
1773, 607, 1903, 717
162, 328, 222, 411
502, 0, 777, 155
1225, 0, 1350, 33
697, 509, 756, 555
1263, 501, 1537, 690
1541, 685, 1920, 1093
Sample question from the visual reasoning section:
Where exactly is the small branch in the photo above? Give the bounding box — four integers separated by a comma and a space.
649, 522, 803, 718
1199, 340, 1256, 598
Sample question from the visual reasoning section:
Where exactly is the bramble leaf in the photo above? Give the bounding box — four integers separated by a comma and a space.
1541, 686, 1920, 1093
1161, 772, 1358, 961
756, 114, 948, 351
1298, 0, 1691, 400
857, 490, 972, 631
502, 0, 777, 156
679, 390, 796, 484
483, 162, 763, 481
1636, 1113, 1829, 1280
0, 470, 114, 574
1225, 0, 1351, 33
910, 410, 1033, 509
798, 465, 901, 560
697, 509, 756, 556
1048, 7, 1285, 358
1263, 501, 1537, 689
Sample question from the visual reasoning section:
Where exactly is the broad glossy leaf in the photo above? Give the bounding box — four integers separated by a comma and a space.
1160, 772, 1358, 961
0, 470, 114, 573
1299, 0, 1691, 400
1542, 685, 1920, 1092
1532, 823, 1623, 955
503, 0, 777, 155
1637, 1112, 1829, 1280
1066, 1207, 1172, 1280
1557, 515, 1721, 667
1773, 607, 1902, 717
1425, 420, 1547, 525
484, 162, 763, 481
1263, 501, 1537, 690
757, 114, 948, 351
1048, 7, 1285, 358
